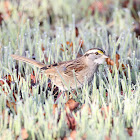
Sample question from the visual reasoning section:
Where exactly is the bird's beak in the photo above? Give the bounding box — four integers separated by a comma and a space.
102, 54, 109, 59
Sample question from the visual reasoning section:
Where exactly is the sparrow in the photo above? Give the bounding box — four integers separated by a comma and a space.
11, 48, 108, 91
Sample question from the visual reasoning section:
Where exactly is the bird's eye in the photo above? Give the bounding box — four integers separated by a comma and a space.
95, 52, 99, 55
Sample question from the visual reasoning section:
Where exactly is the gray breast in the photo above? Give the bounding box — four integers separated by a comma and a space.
86, 64, 98, 84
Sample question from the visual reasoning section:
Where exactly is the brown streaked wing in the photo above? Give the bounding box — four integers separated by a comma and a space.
40, 60, 73, 70
63, 57, 86, 77
42, 60, 73, 78
42, 57, 85, 78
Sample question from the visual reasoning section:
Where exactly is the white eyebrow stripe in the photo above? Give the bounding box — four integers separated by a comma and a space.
85, 49, 98, 54
87, 50, 97, 53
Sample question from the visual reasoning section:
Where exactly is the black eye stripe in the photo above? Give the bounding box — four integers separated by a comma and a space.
84, 53, 93, 56
85, 52, 102, 56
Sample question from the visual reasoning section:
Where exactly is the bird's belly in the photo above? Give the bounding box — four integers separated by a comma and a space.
52, 76, 83, 91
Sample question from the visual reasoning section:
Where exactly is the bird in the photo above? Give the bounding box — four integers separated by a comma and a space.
11, 48, 108, 91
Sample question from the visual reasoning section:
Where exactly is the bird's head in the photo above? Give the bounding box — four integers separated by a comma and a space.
84, 48, 108, 64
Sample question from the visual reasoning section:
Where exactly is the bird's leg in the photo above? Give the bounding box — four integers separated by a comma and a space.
65, 92, 68, 101
54, 91, 68, 103
54, 91, 62, 103
69, 90, 78, 99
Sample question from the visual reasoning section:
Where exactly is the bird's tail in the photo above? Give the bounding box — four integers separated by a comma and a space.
11, 55, 46, 68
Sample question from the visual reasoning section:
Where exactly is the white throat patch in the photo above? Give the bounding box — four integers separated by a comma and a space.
94, 58, 105, 64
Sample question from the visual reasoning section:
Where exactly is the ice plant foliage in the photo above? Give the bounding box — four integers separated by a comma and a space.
0, 0, 140, 139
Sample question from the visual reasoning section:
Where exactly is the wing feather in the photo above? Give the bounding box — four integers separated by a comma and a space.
63, 57, 86, 77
